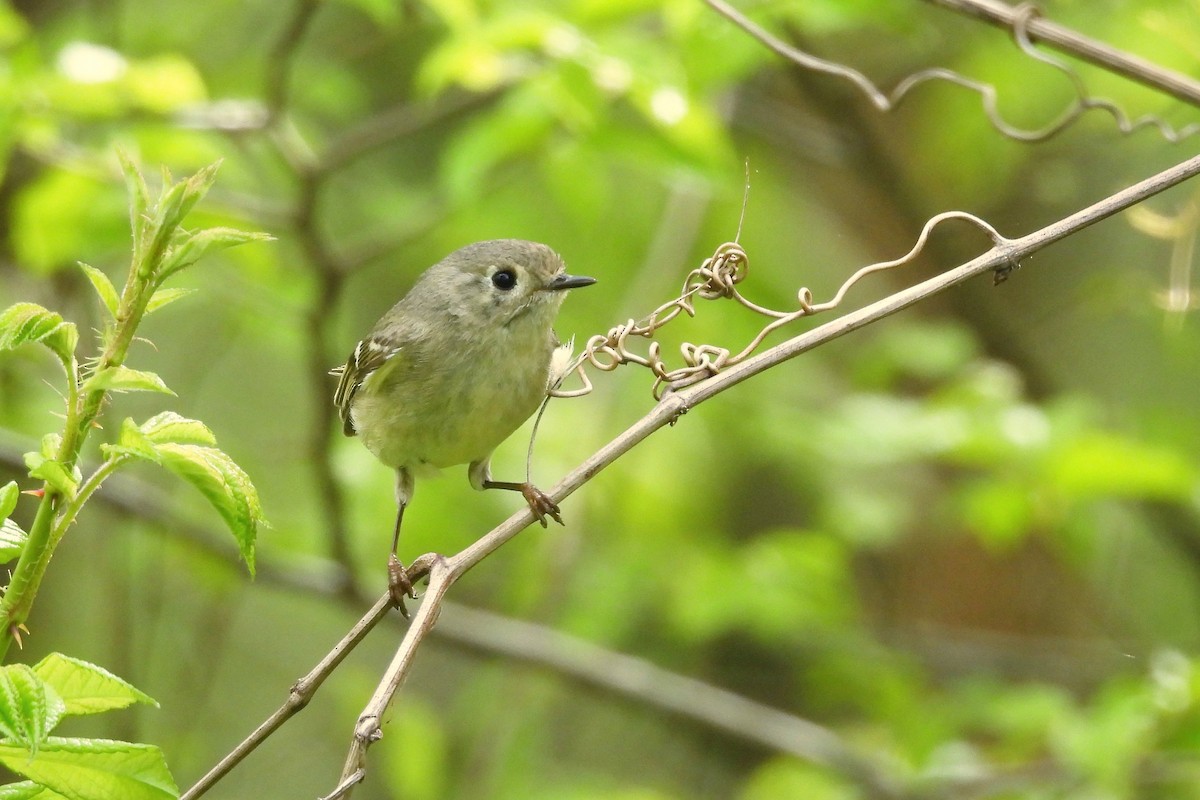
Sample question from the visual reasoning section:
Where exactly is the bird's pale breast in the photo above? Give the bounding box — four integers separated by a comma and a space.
351, 317, 555, 473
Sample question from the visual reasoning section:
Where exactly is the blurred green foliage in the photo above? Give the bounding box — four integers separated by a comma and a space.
1, 0, 1200, 798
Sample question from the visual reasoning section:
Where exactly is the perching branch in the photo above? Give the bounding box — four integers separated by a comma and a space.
326, 151, 1200, 796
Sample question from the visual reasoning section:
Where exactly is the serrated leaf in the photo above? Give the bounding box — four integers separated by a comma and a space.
0, 519, 28, 564
0, 481, 17, 520
0, 304, 78, 371
0, 738, 178, 800
38, 435, 61, 461
143, 288, 195, 315
159, 227, 273, 280
23, 454, 78, 500
176, 161, 221, 225
154, 443, 260, 575
117, 151, 150, 248
0, 480, 21, 561
0, 665, 65, 754
138, 413, 215, 447
102, 419, 157, 462
77, 264, 119, 320
0, 780, 70, 799
33, 655, 156, 717
83, 367, 174, 396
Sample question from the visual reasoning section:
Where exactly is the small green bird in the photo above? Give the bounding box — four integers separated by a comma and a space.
332, 240, 595, 610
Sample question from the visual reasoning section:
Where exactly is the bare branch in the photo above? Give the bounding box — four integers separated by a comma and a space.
182, 593, 394, 800
920, 0, 1200, 107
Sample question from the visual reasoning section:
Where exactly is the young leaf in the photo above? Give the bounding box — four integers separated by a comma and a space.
23, 453, 78, 501
83, 367, 174, 396
159, 227, 273, 280
0, 481, 17, 520
138, 412, 216, 446
108, 418, 158, 461
33, 654, 157, 717
0, 481, 25, 563
0, 304, 78, 371
143, 288, 195, 315
154, 443, 260, 574
0, 665, 66, 754
77, 264, 120, 320
0, 738, 178, 800
174, 160, 222, 229
117, 150, 150, 249
0, 519, 28, 564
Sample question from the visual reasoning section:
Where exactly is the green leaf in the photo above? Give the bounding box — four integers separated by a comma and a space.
154, 444, 260, 574
0, 738, 178, 800
98, 418, 259, 572
0, 780, 70, 799
0, 519, 28, 564
138, 413, 216, 447
158, 227, 273, 280
0, 304, 78, 371
117, 151, 150, 248
33, 655, 157, 717
77, 264, 120, 320
152, 162, 220, 246
154, 443, 258, 575
0, 482, 22, 561
0, 481, 17, 520
143, 288, 195, 315
0, 665, 65, 754
99, 420, 155, 464
23, 454, 78, 501
83, 367, 174, 396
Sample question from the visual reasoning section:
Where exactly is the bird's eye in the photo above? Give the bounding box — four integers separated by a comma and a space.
491, 269, 517, 290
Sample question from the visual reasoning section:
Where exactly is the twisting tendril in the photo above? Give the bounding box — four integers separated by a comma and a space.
549, 210, 1012, 402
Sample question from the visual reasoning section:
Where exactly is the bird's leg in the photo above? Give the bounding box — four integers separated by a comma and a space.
482, 480, 564, 527
469, 457, 563, 528
388, 469, 418, 616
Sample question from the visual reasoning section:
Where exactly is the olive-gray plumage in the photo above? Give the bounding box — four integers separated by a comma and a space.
332, 239, 594, 609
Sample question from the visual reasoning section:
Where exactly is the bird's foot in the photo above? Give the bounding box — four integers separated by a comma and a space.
387, 554, 418, 618
522, 484, 564, 528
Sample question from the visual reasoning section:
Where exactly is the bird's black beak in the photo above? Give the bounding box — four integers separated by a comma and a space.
546, 273, 597, 291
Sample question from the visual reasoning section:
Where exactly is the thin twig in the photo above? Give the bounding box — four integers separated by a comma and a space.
264, 0, 322, 121
920, 0, 1200, 107
319, 91, 500, 174
181, 592, 393, 800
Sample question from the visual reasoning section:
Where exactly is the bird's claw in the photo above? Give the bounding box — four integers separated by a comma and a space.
387, 554, 418, 618
522, 485, 564, 527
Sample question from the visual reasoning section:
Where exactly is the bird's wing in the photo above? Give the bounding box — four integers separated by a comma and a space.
331, 334, 403, 436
